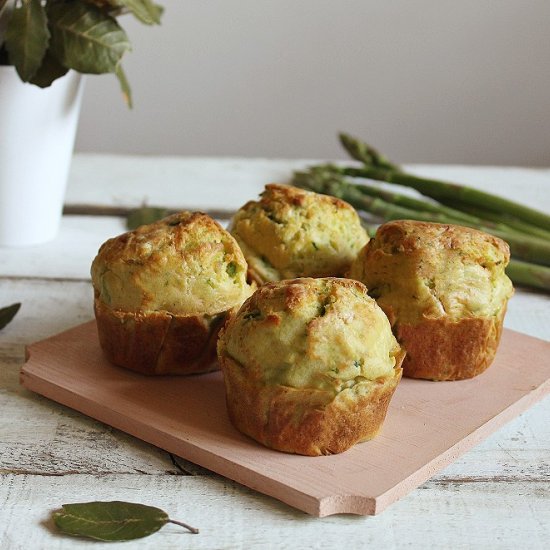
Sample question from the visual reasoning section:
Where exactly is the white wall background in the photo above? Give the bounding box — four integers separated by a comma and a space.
75, 0, 550, 166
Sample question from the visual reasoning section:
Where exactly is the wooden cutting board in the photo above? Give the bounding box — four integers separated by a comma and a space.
21, 321, 550, 516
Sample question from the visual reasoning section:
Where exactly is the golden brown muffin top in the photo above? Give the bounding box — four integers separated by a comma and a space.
229, 184, 368, 283
91, 211, 253, 316
218, 277, 402, 397
349, 220, 514, 324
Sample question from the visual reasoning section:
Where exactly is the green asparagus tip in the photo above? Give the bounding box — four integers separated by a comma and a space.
338, 132, 398, 171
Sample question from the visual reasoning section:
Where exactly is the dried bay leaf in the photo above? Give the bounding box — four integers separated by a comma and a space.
53, 501, 198, 541
0, 303, 21, 330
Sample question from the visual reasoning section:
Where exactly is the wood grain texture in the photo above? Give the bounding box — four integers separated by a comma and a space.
21, 322, 550, 516
5, 280, 542, 482
64, 156, 550, 213
1, 161, 550, 546
1, 474, 549, 549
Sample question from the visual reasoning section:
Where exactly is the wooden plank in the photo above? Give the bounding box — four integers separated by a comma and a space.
0, 279, 179, 476
4, 279, 544, 481
20, 322, 550, 516
3, 345, 549, 479
1, 473, 548, 549
65, 155, 307, 210
0, 279, 94, 344
64, 155, 550, 212
0, 216, 126, 281
0, 215, 227, 280
4, 347, 549, 480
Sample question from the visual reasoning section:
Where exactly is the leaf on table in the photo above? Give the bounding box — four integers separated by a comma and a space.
52, 501, 169, 541
126, 206, 169, 229
48, 0, 131, 74
0, 303, 21, 330
52, 501, 199, 541
4, 0, 49, 81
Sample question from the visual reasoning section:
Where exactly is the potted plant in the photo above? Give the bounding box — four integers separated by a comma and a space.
0, 0, 162, 246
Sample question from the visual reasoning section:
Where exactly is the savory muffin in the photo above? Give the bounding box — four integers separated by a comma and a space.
217, 277, 404, 456
349, 220, 514, 381
91, 211, 254, 375
229, 184, 368, 284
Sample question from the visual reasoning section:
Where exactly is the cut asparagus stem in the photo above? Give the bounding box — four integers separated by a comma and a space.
506, 259, 550, 292
305, 164, 531, 237
296, 165, 480, 223
436, 199, 550, 240
339, 134, 550, 232
293, 169, 471, 224
343, 165, 550, 232
354, 179, 482, 224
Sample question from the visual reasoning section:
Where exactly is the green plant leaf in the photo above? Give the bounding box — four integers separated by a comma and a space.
52, 501, 169, 541
0, 303, 21, 330
0, 0, 15, 47
0, 44, 8, 64
48, 0, 130, 74
29, 48, 68, 87
126, 206, 169, 229
4, 0, 49, 81
115, 62, 132, 107
116, 0, 163, 25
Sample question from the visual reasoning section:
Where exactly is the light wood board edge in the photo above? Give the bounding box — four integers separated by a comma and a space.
20, 325, 550, 517
19, 364, 326, 517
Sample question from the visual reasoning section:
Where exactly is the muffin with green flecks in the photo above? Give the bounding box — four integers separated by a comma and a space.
91, 211, 253, 375
229, 184, 369, 284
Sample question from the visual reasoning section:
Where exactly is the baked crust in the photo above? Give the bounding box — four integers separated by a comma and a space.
91, 211, 252, 317
230, 184, 368, 284
219, 350, 404, 456
94, 297, 226, 376
396, 307, 506, 381
348, 220, 514, 381
217, 277, 404, 456
90, 211, 254, 375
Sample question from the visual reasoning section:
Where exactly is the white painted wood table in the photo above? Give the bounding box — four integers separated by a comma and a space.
1, 155, 549, 549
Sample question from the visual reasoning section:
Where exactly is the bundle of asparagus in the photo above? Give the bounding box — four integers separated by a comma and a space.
291, 133, 550, 293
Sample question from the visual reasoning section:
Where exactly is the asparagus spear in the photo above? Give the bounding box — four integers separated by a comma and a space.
436, 199, 550, 241
294, 166, 475, 221
506, 259, 550, 292
357, 183, 470, 218
338, 133, 550, 232
300, 165, 530, 237
292, 168, 473, 225
338, 133, 398, 171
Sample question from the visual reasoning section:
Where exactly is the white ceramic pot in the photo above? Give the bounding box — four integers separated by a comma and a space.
0, 67, 84, 246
